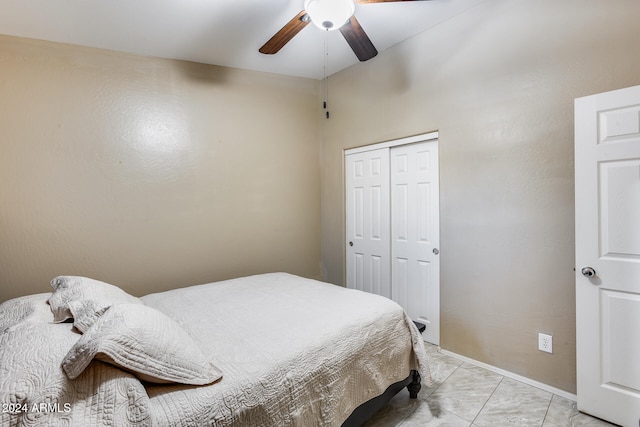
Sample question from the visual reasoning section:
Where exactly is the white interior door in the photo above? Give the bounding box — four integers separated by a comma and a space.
345, 148, 391, 298
575, 85, 640, 427
391, 142, 440, 345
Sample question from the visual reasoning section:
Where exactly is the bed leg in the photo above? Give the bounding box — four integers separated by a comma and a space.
407, 370, 421, 399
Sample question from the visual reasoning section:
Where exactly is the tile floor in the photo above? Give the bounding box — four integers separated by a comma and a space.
364, 344, 617, 427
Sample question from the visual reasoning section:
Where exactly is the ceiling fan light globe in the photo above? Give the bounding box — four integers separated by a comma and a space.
304, 0, 355, 31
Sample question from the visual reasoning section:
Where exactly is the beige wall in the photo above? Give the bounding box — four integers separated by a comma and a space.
0, 36, 322, 301
320, 0, 640, 393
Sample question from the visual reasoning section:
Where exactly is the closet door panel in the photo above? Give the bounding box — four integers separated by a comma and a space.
391, 142, 440, 344
345, 149, 391, 298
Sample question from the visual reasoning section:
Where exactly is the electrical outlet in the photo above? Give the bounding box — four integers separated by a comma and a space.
538, 333, 553, 353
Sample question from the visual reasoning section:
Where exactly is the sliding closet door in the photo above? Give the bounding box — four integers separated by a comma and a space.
345, 148, 391, 298
391, 142, 440, 345
345, 133, 440, 344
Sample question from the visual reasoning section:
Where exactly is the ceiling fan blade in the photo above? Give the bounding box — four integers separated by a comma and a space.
339, 16, 378, 62
259, 11, 310, 55
355, 0, 421, 3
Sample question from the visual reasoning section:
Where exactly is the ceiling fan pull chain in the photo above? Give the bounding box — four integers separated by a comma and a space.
323, 30, 330, 119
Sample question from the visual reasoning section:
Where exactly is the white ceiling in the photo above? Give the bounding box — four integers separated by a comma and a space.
0, 0, 484, 80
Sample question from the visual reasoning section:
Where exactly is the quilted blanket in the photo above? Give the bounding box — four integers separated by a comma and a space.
141, 273, 431, 427
0, 293, 152, 427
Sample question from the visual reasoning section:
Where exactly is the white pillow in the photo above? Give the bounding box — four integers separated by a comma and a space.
47, 276, 142, 325
61, 303, 223, 385
66, 299, 110, 333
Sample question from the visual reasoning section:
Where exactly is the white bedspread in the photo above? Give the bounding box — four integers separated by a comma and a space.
141, 273, 430, 427
0, 294, 152, 427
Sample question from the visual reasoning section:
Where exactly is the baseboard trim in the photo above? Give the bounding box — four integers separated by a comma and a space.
439, 349, 577, 402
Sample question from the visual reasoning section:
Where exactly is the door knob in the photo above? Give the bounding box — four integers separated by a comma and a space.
581, 267, 596, 278
349, 241, 353, 247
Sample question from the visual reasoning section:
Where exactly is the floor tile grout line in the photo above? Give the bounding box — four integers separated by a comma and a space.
427, 353, 464, 398
395, 403, 420, 427
427, 354, 502, 426
540, 394, 554, 427
403, 355, 464, 426
395, 347, 457, 427
395, 385, 429, 427
469, 375, 505, 426
419, 361, 460, 406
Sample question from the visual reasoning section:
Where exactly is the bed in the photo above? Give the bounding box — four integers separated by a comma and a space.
0, 272, 430, 426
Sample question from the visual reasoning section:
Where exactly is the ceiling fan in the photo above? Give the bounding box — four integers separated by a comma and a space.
259, 0, 423, 62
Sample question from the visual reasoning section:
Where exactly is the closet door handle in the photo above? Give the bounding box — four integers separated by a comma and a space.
349, 241, 354, 247
581, 266, 596, 278
433, 248, 439, 255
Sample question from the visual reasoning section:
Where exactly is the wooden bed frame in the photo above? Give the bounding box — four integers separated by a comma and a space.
342, 370, 421, 427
